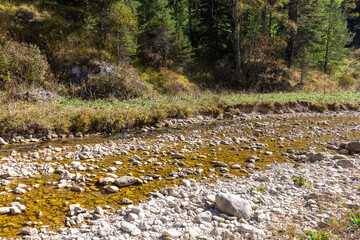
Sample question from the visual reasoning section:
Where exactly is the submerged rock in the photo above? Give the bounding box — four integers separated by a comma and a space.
114, 176, 143, 187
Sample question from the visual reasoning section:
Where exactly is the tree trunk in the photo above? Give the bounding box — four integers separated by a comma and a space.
286, 0, 298, 68
248, 2, 265, 65
268, 11, 272, 37
174, 0, 179, 22
324, 22, 331, 74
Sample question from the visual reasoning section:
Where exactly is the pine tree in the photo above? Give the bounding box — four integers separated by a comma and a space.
323, 0, 353, 73
138, 0, 191, 69
295, 0, 327, 82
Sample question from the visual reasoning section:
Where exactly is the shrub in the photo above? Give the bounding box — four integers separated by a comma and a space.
162, 71, 197, 95
338, 73, 356, 89
91, 63, 150, 99
0, 40, 51, 95
143, 69, 197, 95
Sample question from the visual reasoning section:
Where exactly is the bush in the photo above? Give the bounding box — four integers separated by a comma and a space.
143, 69, 197, 95
339, 73, 356, 89
162, 71, 197, 95
91, 63, 150, 99
0, 41, 52, 94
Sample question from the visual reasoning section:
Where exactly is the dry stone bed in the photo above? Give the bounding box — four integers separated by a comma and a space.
23, 157, 360, 240
0, 111, 359, 239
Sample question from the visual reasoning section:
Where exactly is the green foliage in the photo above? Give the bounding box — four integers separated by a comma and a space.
0, 0, 357, 94
301, 230, 330, 240
138, 0, 191, 69
294, 0, 353, 75
258, 186, 267, 193
292, 174, 309, 187
107, 0, 139, 62
348, 211, 360, 229
0, 41, 51, 93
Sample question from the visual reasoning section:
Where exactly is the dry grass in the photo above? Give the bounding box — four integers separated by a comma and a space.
0, 90, 360, 135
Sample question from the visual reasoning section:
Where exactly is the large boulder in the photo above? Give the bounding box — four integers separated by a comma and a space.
114, 176, 143, 187
336, 159, 356, 169
215, 193, 253, 219
307, 151, 329, 162
346, 141, 360, 153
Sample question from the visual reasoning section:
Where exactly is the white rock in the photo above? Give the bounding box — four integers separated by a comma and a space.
0, 137, 8, 145
106, 185, 119, 193
21, 227, 38, 235
194, 211, 212, 223
95, 207, 104, 215
238, 223, 265, 238
216, 193, 253, 219
162, 229, 182, 239
121, 221, 138, 233
0, 207, 10, 215
13, 187, 26, 194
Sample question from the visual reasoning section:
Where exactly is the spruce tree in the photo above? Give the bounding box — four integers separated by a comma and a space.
138, 0, 191, 69
322, 0, 353, 73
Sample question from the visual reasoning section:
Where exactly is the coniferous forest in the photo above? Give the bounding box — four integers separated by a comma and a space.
1, 0, 360, 99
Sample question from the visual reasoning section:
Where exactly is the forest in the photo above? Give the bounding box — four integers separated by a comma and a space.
0, 0, 360, 100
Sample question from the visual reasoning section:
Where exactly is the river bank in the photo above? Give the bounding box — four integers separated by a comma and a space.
1, 91, 360, 146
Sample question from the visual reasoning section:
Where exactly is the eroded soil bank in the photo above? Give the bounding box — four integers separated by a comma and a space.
1, 100, 359, 145
0, 111, 359, 239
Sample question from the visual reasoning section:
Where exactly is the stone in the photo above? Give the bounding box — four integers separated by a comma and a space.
21, 227, 38, 235
211, 161, 228, 167
194, 211, 212, 223
128, 213, 138, 221
0, 207, 11, 215
95, 207, 104, 215
230, 164, 241, 169
246, 163, 255, 169
120, 198, 133, 205
1, 180, 11, 186
257, 176, 272, 183
0, 137, 8, 145
121, 221, 139, 233
105, 185, 119, 193
257, 213, 266, 222
238, 223, 265, 238
308, 152, 329, 162
13, 187, 26, 194
215, 193, 253, 219
181, 179, 191, 187
346, 141, 360, 153
336, 159, 355, 169
115, 176, 143, 187
10, 207, 22, 215
162, 229, 182, 239
71, 186, 84, 192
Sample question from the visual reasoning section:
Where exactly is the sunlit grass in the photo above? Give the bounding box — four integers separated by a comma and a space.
0, 90, 359, 134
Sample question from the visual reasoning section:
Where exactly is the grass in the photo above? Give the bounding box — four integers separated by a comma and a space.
301, 230, 330, 240
298, 211, 360, 240
292, 175, 309, 187
0, 90, 360, 135
258, 186, 267, 193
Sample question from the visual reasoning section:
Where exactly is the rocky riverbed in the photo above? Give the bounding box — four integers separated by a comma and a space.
0, 111, 360, 239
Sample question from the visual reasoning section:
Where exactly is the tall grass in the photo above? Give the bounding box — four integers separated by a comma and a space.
1, 91, 360, 134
